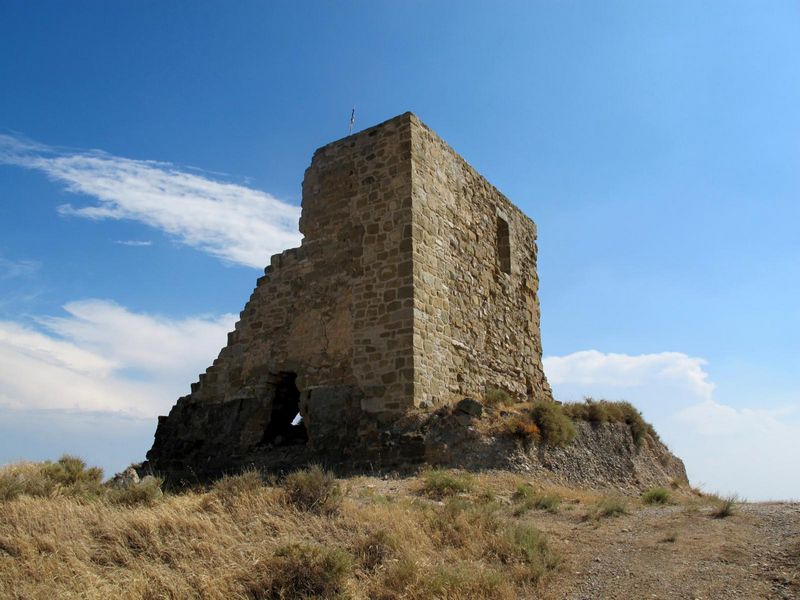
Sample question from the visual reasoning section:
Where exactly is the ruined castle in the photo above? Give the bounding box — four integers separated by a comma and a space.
146, 112, 553, 479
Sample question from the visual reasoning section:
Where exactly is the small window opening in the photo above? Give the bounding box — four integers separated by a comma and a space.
496, 216, 511, 274
261, 372, 307, 446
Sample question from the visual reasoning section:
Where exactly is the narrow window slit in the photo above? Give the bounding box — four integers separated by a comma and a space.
496, 216, 511, 274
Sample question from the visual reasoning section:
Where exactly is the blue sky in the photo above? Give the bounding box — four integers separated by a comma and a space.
1, 1, 798, 500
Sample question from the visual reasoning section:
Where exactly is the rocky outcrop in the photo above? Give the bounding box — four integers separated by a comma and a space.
146, 398, 687, 492
386, 404, 689, 491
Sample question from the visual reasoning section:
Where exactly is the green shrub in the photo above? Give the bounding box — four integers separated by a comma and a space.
247, 543, 352, 599
535, 494, 562, 512
589, 496, 628, 519
420, 468, 474, 499
484, 386, 512, 407
529, 401, 576, 447
642, 487, 671, 505
512, 484, 560, 514
282, 465, 342, 514
511, 484, 536, 502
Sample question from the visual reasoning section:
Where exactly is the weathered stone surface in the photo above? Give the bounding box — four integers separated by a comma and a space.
455, 397, 483, 418
145, 112, 556, 481
110, 467, 140, 489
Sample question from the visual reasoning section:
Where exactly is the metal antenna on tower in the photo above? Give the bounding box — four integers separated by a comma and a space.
349, 105, 355, 135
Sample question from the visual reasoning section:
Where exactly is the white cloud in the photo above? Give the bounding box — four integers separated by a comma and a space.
0, 255, 40, 279
545, 349, 715, 400
0, 300, 235, 418
114, 240, 152, 247
0, 134, 302, 268
544, 349, 800, 500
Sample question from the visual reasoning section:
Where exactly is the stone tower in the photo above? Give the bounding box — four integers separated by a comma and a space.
146, 113, 552, 479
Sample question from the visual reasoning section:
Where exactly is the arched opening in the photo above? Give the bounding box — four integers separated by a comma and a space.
261, 372, 308, 446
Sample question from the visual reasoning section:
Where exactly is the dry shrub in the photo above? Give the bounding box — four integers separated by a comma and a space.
711, 495, 737, 519
246, 542, 352, 599
419, 468, 473, 499
282, 465, 342, 514
492, 524, 560, 582
484, 386, 512, 407
529, 401, 576, 447
352, 528, 396, 571
562, 398, 658, 446
424, 497, 557, 586
371, 555, 420, 599
212, 469, 264, 502
661, 530, 678, 543
426, 497, 500, 549
505, 414, 541, 442
0, 456, 104, 502
419, 563, 516, 599
108, 477, 164, 507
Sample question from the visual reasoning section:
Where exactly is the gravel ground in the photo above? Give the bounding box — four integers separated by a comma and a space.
537, 501, 800, 600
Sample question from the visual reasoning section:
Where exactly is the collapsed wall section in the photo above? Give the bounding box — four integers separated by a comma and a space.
147, 114, 417, 478
409, 115, 552, 406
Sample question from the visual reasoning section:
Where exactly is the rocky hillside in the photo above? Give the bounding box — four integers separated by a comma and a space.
362, 398, 689, 492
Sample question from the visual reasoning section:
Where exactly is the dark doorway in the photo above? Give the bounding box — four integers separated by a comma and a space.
261, 372, 308, 446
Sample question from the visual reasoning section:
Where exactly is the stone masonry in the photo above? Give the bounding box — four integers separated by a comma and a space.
146, 112, 553, 480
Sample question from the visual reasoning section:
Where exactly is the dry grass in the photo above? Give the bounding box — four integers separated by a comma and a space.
711, 495, 738, 519
562, 398, 659, 446
0, 463, 560, 599
0, 455, 105, 502
512, 484, 561, 515
418, 468, 474, 499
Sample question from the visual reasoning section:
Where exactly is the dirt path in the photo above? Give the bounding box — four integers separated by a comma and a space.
537, 502, 800, 600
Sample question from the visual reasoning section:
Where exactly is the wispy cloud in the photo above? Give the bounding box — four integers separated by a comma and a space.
0, 134, 302, 268
0, 300, 235, 418
0, 255, 40, 279
544, 349, 800, 500
114, 240, 152, 247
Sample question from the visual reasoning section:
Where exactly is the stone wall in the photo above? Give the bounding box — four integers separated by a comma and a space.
409, 115, 552, 407
147, 115, 418, 476
146, 112, 552, 479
